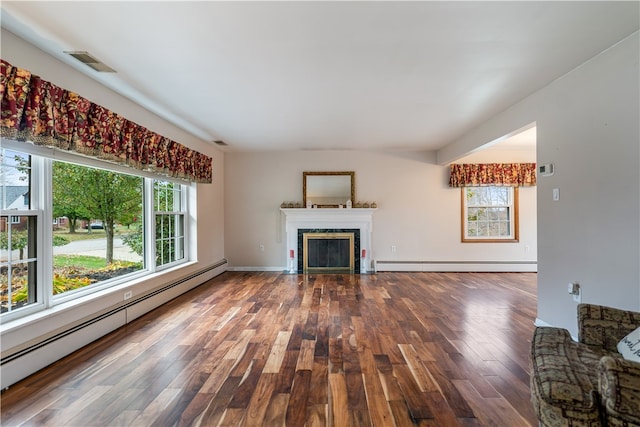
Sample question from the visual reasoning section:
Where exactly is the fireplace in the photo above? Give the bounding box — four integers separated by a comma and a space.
298, 229, 360, 272
281, 207, 375, 274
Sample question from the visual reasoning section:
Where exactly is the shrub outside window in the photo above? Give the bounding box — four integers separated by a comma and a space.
462, 186, 519, 242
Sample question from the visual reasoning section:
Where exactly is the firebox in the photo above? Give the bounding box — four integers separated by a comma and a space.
297, 228, 360, 273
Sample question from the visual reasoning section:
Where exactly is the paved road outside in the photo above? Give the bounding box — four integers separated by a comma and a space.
53, 237, 142, 262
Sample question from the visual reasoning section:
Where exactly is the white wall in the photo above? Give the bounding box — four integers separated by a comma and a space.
438, 32, 640, 336
224, 148, 537, 271
0, 29, 226, 381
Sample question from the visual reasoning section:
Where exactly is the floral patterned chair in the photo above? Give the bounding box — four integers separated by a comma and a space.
530, 303, 640, 426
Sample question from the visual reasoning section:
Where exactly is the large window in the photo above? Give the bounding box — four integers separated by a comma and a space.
0, 145, 191, 320
462, 186, 519, 242
51, 160, 145, 298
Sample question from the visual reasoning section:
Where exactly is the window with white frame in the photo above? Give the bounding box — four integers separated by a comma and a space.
0, 145, 192, 320
462, 186, 519, 242
1, 149, 40, 314
154, 180, 185, 268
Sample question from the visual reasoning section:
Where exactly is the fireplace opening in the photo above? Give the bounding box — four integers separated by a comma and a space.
304, 232, 354, 272
298, 228, 360, 273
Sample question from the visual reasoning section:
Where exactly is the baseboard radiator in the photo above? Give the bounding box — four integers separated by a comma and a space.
373, 260, 537, 273
1, 259, 227, 389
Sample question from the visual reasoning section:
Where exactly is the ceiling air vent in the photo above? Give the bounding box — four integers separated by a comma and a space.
64, 51, 116, 73
213, 140, 228, 146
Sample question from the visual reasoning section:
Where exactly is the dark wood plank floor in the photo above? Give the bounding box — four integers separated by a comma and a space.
1, 271, 538, 426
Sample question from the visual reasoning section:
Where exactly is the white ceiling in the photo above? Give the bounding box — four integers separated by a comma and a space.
1, 1, 638, 152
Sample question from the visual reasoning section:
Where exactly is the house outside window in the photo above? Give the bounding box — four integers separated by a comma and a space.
461, 186, 519, 242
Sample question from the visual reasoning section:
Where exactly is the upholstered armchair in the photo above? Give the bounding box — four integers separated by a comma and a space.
530, 303, 640, 426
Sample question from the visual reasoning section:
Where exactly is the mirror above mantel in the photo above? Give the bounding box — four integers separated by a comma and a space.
303, 171, 355, 208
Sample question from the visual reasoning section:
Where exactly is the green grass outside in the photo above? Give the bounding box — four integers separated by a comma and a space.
54, 254, 110, 269
54, 254, 141, 270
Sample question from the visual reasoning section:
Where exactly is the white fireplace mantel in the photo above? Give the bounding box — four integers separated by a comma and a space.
280, 208, 376, 272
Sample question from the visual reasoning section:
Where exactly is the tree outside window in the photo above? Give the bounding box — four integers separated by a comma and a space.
51, 161, 145, 297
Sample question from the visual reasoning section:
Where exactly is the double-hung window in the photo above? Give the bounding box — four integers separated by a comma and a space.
1, 149, 41, 315
462, 186, 519, 242
153, 181, 186, 268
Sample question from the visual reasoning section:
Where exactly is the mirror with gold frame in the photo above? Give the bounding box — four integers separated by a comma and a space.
303, 171, 355, 208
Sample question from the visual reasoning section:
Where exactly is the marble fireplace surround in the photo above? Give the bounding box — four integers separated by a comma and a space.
280, 208, 376, 273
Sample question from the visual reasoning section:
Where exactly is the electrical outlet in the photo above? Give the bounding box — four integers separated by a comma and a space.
391, 245, 397, 253
259, 244, 265, 252
124, 291, 133, 300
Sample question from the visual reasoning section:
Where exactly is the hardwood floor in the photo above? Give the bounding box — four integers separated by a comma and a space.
1, 271, 539, 426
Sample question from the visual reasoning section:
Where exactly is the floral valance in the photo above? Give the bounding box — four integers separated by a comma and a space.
449, 163, 536, 187
0, 59, 212, 183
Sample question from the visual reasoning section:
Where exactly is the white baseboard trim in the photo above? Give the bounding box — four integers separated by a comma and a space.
226, 266, 286, 272
226, 261, 537, 273
373, 260, 537, 273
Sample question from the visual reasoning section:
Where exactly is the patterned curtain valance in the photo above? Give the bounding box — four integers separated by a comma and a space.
0, 59, 212, 183
449, 163, 536, 187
